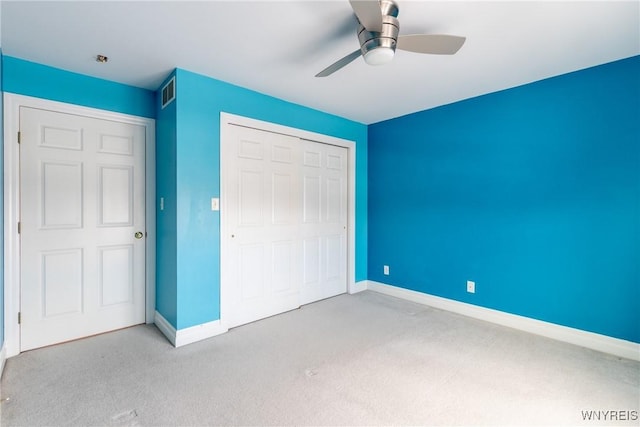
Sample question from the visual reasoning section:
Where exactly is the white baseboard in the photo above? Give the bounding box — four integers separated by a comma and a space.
154, 311, 178, 346
349, 280, 369, 294
0, 342, 6, 379
367, 281, 640, 362
154, 311, 229, 348
174, 319, 228, 347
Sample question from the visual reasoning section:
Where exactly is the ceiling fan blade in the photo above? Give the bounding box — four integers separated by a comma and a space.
397, 34, 466, 55
315, 49, 362, 77
349, 0, 383, 32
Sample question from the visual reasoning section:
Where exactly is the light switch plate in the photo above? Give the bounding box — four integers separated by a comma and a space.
211, 198, 220, 211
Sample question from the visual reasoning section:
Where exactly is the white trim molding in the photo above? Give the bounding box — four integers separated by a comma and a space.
153, 311, 176, 346
349, 280, 370, 294
367, 281, 640, 362
3, 93, 156, 358
154, 311, 228, 348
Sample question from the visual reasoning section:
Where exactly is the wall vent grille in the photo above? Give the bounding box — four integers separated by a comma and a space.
161, 77, 176, 109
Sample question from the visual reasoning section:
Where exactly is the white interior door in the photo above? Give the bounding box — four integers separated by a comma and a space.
20, 107, 146, 351
222, 123, 348, 329
300, 140, 348, 305
224, 125, 302, 328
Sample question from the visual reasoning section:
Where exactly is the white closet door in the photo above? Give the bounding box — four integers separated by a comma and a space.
20, 107, 146, 351
222, 124, 348, 329
300, 140, 348, 305
224, 125, 302, 328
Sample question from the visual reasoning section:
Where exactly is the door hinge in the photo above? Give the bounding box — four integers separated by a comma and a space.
18, 222, 21, 234
17, 131, 21, 144
18, 312, 21, 324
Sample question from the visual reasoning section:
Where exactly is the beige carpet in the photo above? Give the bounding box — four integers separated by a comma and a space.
1, 291, 638, 426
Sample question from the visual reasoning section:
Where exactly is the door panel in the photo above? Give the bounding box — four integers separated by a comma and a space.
41, 161, 83, 228
303, 176, 321, 223
41, 249, 83, 317
303, 238, 321, 286
300, 141, 348, 305
99, 166, 133, 226
272, 241, 295, 292
99, 245, 134, 306
272, 173, 294, 224
240, 244, 265, 300
239, 170, 264, 226
225, 126, 301, 328
20, 107, 146, 351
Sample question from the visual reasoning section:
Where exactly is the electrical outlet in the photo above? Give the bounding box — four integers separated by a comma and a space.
383, 265, 390, 275
467, 280, 475, 293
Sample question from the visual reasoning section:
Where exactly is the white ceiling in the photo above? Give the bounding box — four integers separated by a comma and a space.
1, 1, 638, 124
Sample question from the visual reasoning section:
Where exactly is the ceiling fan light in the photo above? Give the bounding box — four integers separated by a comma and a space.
363, 47, 394, 66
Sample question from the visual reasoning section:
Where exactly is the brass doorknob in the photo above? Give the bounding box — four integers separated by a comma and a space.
135, 231, 144, 239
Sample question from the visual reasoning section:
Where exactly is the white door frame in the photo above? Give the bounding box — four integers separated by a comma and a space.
3, 93, 156, 357
219, 112, 357, 329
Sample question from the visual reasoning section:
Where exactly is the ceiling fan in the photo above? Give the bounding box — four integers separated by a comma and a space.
316, 0, 466, 77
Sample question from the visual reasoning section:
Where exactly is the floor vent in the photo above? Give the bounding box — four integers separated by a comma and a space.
161, 77, 176, 109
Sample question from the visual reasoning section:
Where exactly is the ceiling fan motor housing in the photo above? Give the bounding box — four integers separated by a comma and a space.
357, 0, 400, 58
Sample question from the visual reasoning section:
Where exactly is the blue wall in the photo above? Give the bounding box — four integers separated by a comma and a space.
0, 51, 4, 348
155, 73, 178, 327
368, 56, 640, 343
3, 53, 636, 345
155, 68, 368, 330
2, 56, 155, 118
